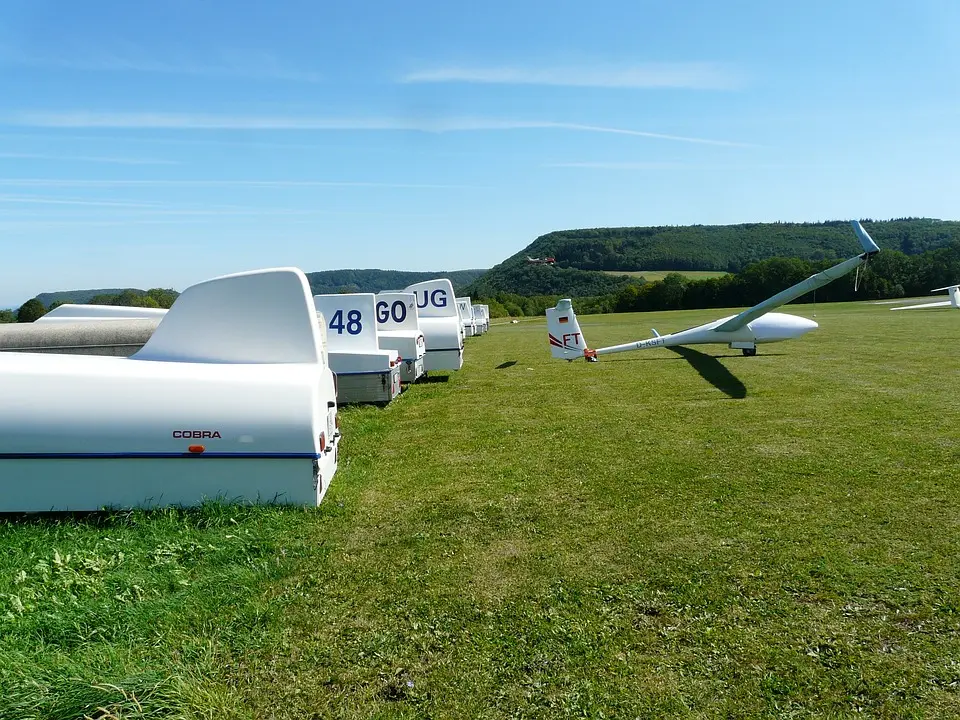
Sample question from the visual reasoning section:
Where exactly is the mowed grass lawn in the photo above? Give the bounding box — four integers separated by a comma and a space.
2, 301, 959, 718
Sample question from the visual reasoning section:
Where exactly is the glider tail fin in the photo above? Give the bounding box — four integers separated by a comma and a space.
547, 299, 590, 360
931, 284, 960, 307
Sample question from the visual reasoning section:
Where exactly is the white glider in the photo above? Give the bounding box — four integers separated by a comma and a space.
547, 220, 881, 361
890, 284, 959, 311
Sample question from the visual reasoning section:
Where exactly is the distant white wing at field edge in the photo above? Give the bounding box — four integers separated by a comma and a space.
890, 284, 959, 311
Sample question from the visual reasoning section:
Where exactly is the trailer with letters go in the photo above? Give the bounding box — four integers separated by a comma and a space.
374, 292, 426, 384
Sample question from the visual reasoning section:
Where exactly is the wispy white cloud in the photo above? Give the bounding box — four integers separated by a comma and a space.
0, 178, 487, 190
544, 161, 687, 169
0, 152, 178, 165
0, 46, 322, 82
400, 62, 744, 90
0, 194, 164, 209
546, 162, 840, 171
0, 132, 485, 156
0, 112, 752, 147
549, 123, 753, 146
0, 205, 448, 229
0, 218, 224, 229
0, 193, 454, 218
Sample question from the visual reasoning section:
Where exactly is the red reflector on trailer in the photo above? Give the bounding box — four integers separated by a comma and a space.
319, 432, 326, 452
188, 445, 205, 454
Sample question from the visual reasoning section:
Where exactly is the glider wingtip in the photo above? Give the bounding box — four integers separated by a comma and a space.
851, 220, 881, 255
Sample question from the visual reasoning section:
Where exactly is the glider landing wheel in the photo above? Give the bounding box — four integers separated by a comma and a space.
742, 348, 757, 357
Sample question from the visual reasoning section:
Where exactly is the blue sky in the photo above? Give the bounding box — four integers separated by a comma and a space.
1, 0, 959, 307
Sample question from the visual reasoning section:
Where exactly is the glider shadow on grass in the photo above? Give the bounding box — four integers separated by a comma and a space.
668, 346, 747, 399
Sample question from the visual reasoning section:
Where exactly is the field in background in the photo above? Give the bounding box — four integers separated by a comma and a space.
602, 269, 729, 281
1, 301, 959, 718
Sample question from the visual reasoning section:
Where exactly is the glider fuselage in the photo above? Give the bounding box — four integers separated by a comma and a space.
595, 312, 818, 355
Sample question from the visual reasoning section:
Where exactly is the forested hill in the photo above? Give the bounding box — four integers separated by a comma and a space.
465, 218, 960, 297
35, 288, 142, 306
526, 218, 960, 272
465, 264, 640, 299
306, 268, 486, 295
25, 269, 486, 312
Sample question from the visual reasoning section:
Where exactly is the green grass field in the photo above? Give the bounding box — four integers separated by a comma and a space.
2, 301, 959, 718
602, 269, 729, 282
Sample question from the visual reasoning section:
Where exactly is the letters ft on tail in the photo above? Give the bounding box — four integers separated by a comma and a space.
547, 219, 881, 362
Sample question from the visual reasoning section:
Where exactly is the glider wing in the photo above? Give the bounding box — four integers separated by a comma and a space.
713, 220, 880, 333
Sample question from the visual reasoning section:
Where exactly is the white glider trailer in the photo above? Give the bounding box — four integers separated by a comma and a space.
313, 293, 403, 405
472, 304, 489, 334
374, 292, 426, 384
37, 304, 169, 322
456, 296, 477, 337
0, 267, 341, 512
403, 279, 464, 372
0, 304, 166, 357
470, 304, 483, 334
0, 318, 160, 356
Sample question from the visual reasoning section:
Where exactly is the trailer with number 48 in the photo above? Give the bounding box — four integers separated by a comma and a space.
313, 293, 403, 405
